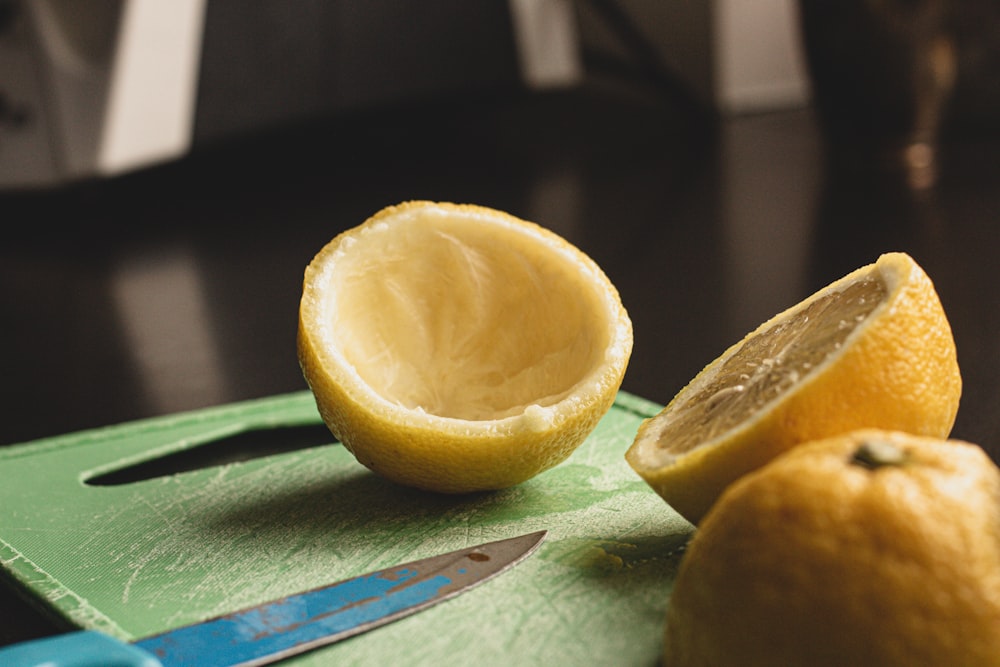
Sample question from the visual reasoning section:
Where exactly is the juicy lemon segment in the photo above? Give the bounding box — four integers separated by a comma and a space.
654, 276, 886, 459
298, 201, 632, 493
662, 430, 1000, 666
626, 252, 961, 524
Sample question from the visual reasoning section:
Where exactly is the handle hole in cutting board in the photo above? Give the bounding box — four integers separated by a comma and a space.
85, 423, 337, 486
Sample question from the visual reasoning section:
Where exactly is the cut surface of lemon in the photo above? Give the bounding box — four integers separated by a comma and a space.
298, 201, 632, 493
662, 430, 1000, 666
626, 252, 960, 524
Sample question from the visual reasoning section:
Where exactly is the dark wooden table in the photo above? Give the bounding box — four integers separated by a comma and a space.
2, 84, 999, 646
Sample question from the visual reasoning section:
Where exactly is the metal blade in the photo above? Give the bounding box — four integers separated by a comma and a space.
134, 530, 546, 667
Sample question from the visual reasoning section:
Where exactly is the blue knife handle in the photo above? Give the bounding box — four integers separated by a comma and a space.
0, 630, 162, 667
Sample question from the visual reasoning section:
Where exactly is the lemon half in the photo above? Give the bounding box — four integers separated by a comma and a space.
626, 252, 961, 524
298, 201, 633, 493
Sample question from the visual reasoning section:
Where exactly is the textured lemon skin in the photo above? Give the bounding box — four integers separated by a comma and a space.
662, 430, 1000, 667
626, 253, 961, 524
298, 201, 632, 493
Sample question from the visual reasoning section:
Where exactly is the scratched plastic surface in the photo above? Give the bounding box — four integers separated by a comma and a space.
0, 391, 693, 666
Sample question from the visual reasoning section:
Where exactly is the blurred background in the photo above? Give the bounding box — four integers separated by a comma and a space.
3, 0, 1000, 646
2, 0, 1000, 452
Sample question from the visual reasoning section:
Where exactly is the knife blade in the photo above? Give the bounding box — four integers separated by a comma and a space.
0, 530, 546, 667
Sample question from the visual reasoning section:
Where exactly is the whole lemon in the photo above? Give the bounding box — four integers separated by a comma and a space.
662, 429, 1000, 666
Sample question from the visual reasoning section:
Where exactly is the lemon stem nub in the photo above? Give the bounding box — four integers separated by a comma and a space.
851, 440, 910, 470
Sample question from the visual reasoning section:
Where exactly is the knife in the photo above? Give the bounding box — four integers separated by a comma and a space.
0, 530, 546, 667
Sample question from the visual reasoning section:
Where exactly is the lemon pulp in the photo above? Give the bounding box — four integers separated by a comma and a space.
654, 276, 887, 459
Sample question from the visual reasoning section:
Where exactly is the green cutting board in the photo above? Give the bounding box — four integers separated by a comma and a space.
0, 391, 693, 665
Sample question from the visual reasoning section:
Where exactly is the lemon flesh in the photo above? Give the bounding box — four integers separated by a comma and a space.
626, 252, 960, 524
655, 276, 886, 459
299, 202, 632, 493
